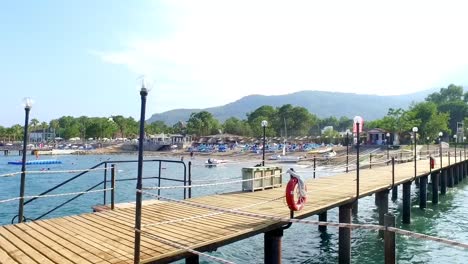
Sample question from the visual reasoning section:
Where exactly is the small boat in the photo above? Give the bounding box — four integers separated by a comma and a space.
268, 155, 301, 163
8, 159, 62, 165
204, 158, 227, 167
308, 146, 333, 154
323, 151, 337, 159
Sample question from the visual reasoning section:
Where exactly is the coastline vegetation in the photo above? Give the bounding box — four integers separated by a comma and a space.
0, 84, 466, 143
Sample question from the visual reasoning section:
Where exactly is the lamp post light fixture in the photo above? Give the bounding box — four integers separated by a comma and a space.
261, 120, 268, 166
454, 135, 457, 163
353, 116, 363, 201
18, 97, 33, 223
134, 79, 150, 263
386, 132, 390, 161
412, 127, 418, 180
439, 132, 443, 168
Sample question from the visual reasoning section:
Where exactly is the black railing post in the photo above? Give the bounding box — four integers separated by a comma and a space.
103, 162, 108, 205
313, 157, 316, 179
188, 161, 192, 198
158, 160, 162, 199
111, 164, 116, 210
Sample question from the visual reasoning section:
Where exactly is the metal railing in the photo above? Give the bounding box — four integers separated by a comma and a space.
20, 159, 191, 221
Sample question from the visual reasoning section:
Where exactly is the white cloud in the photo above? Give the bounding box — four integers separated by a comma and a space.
95, 0, 468, 112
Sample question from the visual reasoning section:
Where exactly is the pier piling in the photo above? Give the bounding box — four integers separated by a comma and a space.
376, 190, 389, 237
391, 186, 398, 201
419, 176, 427, 209
339, 203, 352, 264
185, 254, 199, 264
440, 170, 447, 195
431, 172, 439, 204
384, 214, 396, 264
454, 166, 459, 185
264, 228, 283, 264
448, 167, 454, 188
318, 211, 327, 232
402, 182, 411, 224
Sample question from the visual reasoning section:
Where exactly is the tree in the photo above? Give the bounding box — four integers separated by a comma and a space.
223, 117, 252, 136
186, 111, 220, 136
30, 118, 39, 132
426, 84, 467, 134
407, 102, 449, 141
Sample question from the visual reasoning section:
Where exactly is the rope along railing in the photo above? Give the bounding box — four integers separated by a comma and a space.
0, 188, 112, 204
139, 191, 468, 250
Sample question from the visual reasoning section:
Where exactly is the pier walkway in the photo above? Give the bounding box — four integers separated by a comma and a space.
0, 156, 463, 263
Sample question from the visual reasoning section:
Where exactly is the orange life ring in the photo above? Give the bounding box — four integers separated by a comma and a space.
285, 177, 307, 211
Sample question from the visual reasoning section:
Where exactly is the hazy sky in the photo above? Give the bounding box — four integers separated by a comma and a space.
2, 0, 468, 126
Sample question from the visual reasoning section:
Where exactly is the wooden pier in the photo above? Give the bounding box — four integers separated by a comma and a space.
0, 156, 466, 263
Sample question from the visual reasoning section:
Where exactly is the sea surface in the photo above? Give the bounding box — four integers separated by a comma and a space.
1, 153, 468, 263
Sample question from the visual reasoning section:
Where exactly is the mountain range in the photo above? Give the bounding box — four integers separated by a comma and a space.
147, 89, 437, 125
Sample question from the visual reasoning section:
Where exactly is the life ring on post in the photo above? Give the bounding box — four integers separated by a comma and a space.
285, 170, 307, 211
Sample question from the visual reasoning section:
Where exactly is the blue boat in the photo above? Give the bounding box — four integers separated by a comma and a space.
8, 159, 62, 165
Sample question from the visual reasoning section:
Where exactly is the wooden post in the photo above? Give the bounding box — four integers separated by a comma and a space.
313, 157, 316, 179
419, 176, 427, 209
440, 170, 447, 195
185, 254, 199, 264
264, 228, 283, 264
431, 173, 439, 204
318, 211, 327, 232
339, 203, 352, 264
402, 182, 411, 224
384, 214, 396, 264
376, 191, 388, 237
111, 164, 116, 210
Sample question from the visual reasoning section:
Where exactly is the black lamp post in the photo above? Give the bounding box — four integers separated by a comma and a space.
454, 135, 457, 163
439, 132, 443, 168
346, 132, 349, 173
261, 120, 268, 166
426, 136, 430, 156
412, 127, 418, 180
353, 116, 363, 200
18, 97, 33, 223
134, 80, 149, 264
464, 136, 466, 160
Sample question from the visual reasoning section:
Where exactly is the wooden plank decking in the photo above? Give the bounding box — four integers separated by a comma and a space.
0, 157, 463, 263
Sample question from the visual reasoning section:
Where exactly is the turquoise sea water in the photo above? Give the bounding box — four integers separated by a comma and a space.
1, 154, 468, 263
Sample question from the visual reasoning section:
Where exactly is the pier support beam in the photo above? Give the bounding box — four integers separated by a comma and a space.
431, 173, 439, 204
440, 170, 447, 195
185, 254, 199, 264
419, 176, 427, 209
318, 211, 327, 232
402, 182, 411, 224
391, 186, 398, 201
264, 228, 283, 264
376, 190, 389, 237
339, 203, 353, 264
384, 214, 396, 264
